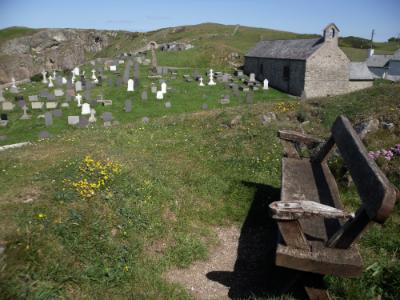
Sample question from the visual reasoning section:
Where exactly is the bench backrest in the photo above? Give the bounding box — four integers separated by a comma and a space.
313, 115, 397, 249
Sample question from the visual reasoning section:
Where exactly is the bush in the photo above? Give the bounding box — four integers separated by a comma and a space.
30, 73, 43, 82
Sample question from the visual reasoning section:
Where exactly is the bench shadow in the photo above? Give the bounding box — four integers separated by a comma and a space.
206, 181, 308, 299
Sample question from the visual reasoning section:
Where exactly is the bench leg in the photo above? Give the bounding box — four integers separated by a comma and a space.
303, 273, 331, 300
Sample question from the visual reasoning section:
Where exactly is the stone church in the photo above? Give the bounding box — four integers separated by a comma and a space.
244, 23, 373, 98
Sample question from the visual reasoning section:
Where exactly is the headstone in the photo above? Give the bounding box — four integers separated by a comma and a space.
142, 116, 149, 124
61, 102, 70, 108
39, 131, 51, 139
75, 81, 82, 92
199, 77, 205, 86
20, 106, 31, 120
40, 90, 49, 98
156, 91, 164, 100
46, 102, 58, 109
62, 77, 67, 84
249, 73, 256, 82
127, 79, 134, 91
29, 95, 38, 102
52, 109, 62, 117
219, 98, 230, 105
97, 76, 102, 86
134, 62, 140, 86
263, 79, 269, 90
42, 71, 48, 83
80, 103, 90, 115
91, 69, 97, 80
123, 60, 132, 83
165, 101, 171, 109
78, 117, 89, 127
76, 93, 82, 107
88, 109, 96, 123
151, 85, 157, 93
102, 112, 113, 122
45, 111, 53, 126
85, 81, 92, 90
73, 67, 80, 76
141, 91, 148, 101
10, 78, 19, 93
208, 69, 216, 86
84, 90, 91, 101
18, 100, 26, 108
124, 100, 132, 112
97, 99, 112, 106
54, 89, 64, 97
31, 102, 44, 109
110, 65, 117, 71
161, 82, 167, 94
48, 76, 54, 88
108, 79, 113, 87
68, 116, 79, 125
222, 74, 229, 82
1, 102, 15, 111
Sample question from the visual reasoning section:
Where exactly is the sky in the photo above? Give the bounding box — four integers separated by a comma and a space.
0, 0, 399, 42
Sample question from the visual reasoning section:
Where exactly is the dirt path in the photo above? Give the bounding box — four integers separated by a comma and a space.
165, 226, 241, 299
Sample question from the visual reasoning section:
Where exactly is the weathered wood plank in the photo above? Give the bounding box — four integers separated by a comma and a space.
281, 139, 300, 159
278, 220, 310, 250
275, 241, 363, 277
332, 115, 397, 223
311, 136, 335, 163
278, 130, 324, 147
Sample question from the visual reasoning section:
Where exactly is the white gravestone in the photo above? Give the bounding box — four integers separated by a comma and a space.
156, 91, 164, 100
54, 89, 64, 97
46, 102, 58, 109
73, 67, 80, 76
91, 69, 97, 80
42, 71, 48, 84
127, 79, 134, 92
75, 81, 82, 92
62, 77, 67, 84
110, 65, 117, 71
199, 77, 205, 86
48, 76, 54, 88
249, 73, 256, 82
161, 82, 167, 94
11, 77, 16, 88
2, 102, 15, 111
31, 102, 44, 109
68, 116, 79, 125
71, 71, 76, 83
76, 93, 82, 107
263, 79, 269, 90
81, 103, 91, 115
208, 69, 216, 86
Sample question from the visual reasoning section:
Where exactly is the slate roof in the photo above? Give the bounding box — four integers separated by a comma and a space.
365, 54, 392, 67
245, 38, 324, 60
349, 62, 375, 80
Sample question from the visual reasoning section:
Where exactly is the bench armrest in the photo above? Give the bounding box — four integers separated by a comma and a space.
270, 200, 354, 220
278, 130, 324, 147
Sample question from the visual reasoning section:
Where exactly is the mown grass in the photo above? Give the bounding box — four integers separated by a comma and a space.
0, 62, 399, 298
0, 63, 288, 145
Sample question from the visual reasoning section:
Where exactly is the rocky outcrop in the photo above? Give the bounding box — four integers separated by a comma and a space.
0, 29, 135, 83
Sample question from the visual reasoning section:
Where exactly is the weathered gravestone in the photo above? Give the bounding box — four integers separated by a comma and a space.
39, 131, 51, 139
45, 111, 53, 126
202, 103, 208, 110
52, 109, 63, 118
31, 102, 44, 109
18, 100, 26, 108
68, 116, 79, 125
20, 106, 31, 120
165, 101, 171, 109
81, 103, 91, 115
141, 91, 148, 101
54, 89, 64, 97
2, 102, 15, 111
29, 95, 38, 102
75, 81, 82, 92
124, 100, 132, 112
46, 102, 58, 109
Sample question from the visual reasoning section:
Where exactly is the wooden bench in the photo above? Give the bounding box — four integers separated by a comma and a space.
269, 115, 398, 299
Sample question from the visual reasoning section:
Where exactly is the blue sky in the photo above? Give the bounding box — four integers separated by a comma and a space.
0, 0, 399, 41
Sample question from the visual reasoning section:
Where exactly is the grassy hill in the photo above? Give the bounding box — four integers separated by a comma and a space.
0, 26, 39, 45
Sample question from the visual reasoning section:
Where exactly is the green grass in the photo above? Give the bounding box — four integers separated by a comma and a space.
0, 63, 288, 146
0, 26, 39, 45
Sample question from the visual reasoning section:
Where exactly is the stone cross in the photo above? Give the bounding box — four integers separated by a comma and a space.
71, 71, 76, 83
208, 69, 216, 86
42, 71, 48, 84
76, 93, 82, 107
48, 76, 54, 88
199, 77, 205, 86
91, 69, 96, 80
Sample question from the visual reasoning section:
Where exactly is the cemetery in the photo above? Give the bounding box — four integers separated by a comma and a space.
0, 5, 400, 300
